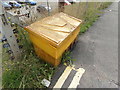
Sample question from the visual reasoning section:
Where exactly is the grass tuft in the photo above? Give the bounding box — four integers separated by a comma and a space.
80, 2, 112, 34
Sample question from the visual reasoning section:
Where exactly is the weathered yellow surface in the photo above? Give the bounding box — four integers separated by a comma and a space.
54, 66, 73, 88
24, 12, 82, 66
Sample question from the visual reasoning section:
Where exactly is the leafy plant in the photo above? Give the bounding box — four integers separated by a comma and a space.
2, 51, 56, 88
62, 51, 76, 66
80, 2, 112, 34
2, 26, 56, 88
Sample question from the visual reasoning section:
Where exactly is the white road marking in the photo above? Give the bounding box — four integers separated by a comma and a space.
53, 66, 73, 88
68, 68, 85, 88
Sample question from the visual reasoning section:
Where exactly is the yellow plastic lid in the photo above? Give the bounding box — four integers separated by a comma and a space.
24, 12, 82, 45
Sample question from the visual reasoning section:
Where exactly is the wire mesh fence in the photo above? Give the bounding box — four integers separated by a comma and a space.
20, 2, 107, 23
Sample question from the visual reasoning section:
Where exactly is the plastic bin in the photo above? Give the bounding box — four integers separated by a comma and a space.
24, 12, 82, 66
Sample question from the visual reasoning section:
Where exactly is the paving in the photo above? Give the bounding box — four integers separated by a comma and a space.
50, 2, 118, 88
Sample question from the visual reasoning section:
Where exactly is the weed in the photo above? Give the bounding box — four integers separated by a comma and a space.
62, 51, 76, 66
2, 51, 56, 88
80, 2, 112, 34
2, 26, 56, 88
98, 2, 112, 10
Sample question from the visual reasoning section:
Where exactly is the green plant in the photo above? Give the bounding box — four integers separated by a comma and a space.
98, 2, 112, 10
80, 2, 112, 34
2, 51, 56, 88
2, 26, 56, 88
62, 51, 76, 66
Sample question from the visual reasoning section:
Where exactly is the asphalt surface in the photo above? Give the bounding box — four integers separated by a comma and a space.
72, 2, 118, 88
50, 2, 118, 88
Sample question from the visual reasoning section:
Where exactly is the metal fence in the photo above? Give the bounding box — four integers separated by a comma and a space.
21, 2, 104, 23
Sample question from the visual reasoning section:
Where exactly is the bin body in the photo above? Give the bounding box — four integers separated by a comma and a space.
24, 12, 82, 66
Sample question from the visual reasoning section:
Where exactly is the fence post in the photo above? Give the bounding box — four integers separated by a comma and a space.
1, 9, 21, 60
83, 1, 89, 18
58, 0, 65, 12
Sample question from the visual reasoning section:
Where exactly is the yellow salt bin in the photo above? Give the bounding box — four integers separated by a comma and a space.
24, 12, 82, 66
